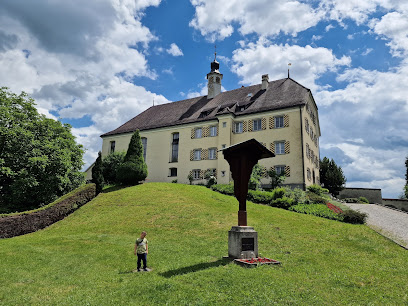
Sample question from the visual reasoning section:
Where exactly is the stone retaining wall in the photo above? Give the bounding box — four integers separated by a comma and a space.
338, 187, 383, 204
382, 199, 408, 212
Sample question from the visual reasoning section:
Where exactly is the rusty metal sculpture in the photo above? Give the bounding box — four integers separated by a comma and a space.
222, 139, 274, 226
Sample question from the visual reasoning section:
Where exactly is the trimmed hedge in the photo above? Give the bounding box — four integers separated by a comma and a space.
289, 204, 342, 221
0, 184, 96, 239
211, 184, 234, 196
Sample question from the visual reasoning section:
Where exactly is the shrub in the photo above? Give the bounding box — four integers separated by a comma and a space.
307, 184, 329, 196
210, 184, 234, 195
171, 179, 178, 183
270, 196, 294, 209
187, 173, 194, 185
248, 164, 263, 190
117, 130, 148, 185
340, 210, 367, 224
102, 151, 125, 184
284, 187, 307, 205
358, 197, 369, 204
289, 204, 342, 221
271, 187, 286, 200
267, 169, 286, 189
305, 191, 327, 204
247, 190, 275, 204
204, 170, 217, 188
92, 151, 104, 195
344, 198, 360, 203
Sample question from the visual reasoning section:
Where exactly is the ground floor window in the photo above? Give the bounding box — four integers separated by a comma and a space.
193, 169, 201, 180
275, 165, 285, 175
169, 168, 177, 177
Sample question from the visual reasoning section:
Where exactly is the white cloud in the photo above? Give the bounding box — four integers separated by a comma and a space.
230, 40, 351, 91
325, 24, 335, 32
361, 48, 373, 56
166, 43, 184, 56
312, 35, 322, 41
0, 0, 166, 169
317, 64, 408, 198
319, 0, 389, 25
370, 12, 408, 57
189, 0, 322, 41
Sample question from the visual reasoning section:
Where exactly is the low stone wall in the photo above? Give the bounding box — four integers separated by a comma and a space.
382, 199, 408, 212
0, 184, 96, 239
338, 187, 383, 204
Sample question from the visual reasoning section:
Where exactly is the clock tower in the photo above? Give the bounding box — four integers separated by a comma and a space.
207, 52, 223, 99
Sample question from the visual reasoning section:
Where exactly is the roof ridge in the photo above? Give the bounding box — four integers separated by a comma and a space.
286, 77, 310, 91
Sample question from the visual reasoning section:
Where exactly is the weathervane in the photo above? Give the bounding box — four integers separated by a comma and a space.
214, 44, 217, 61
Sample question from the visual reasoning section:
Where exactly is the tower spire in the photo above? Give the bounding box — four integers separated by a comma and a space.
288, 63, 291, 78
214, 44, 217, 61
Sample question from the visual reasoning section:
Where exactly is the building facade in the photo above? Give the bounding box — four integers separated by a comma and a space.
98, 59, 321, 189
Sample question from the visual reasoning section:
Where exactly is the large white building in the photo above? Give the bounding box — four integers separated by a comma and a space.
94, 58, 321, 189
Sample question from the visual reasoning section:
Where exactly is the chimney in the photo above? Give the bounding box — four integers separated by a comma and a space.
262, 74, 269, 90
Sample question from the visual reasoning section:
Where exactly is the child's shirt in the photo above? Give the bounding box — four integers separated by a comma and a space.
136, 238, 148, 254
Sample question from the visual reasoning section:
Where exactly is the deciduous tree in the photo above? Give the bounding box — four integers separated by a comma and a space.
0, 88, 84, 212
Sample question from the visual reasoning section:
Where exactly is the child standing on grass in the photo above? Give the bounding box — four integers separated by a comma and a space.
134, 231, 148, 272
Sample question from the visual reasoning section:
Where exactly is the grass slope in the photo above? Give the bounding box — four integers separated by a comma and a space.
0, 183, 407, 305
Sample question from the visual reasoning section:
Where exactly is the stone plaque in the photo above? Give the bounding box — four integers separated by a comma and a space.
242, 238, 254, 251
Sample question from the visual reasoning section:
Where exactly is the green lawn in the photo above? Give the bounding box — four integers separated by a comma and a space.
1, 183, 407, 305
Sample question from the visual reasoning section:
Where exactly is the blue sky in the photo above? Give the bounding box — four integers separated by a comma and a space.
1, 0, 407, 198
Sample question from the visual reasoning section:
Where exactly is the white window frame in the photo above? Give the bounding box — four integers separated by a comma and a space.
209, 148, 216, 160
253, 119, 262, 131
195, 128, 202, 138
141, 138, 147, 161
194, 149, 201, 161
193, 169, 201, 180
210, 126, 217, 137
275, 116, 284, 128
275, 165, 285, 175
234, 122, 243, 133
275, 141, 285, 155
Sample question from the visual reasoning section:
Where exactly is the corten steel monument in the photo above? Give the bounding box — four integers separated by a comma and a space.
222, 139, 274, 259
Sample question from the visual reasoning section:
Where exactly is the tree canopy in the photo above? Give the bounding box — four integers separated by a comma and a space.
319, 157, 346, 196
0, 87, 84, 212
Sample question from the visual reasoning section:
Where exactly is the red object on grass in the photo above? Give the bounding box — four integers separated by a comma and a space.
326, 202, 343, 214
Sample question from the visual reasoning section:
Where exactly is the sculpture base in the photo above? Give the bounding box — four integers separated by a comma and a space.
228, 226, 258, 259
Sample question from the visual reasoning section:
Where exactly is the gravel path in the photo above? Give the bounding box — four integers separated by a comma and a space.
344, 204, 408, 249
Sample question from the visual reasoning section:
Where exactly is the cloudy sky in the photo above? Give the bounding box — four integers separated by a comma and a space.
1, 0, 407, 197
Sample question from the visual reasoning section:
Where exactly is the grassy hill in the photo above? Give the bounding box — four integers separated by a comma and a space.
0, 183, 407, 305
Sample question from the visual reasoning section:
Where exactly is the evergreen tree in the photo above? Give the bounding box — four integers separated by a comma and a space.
319, 157, 346, 196
117, 130, 148, 185
92, 151, 104, 194
405, 156, 408, 198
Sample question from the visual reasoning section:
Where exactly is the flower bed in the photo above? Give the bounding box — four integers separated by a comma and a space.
234, 257, 281, 268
